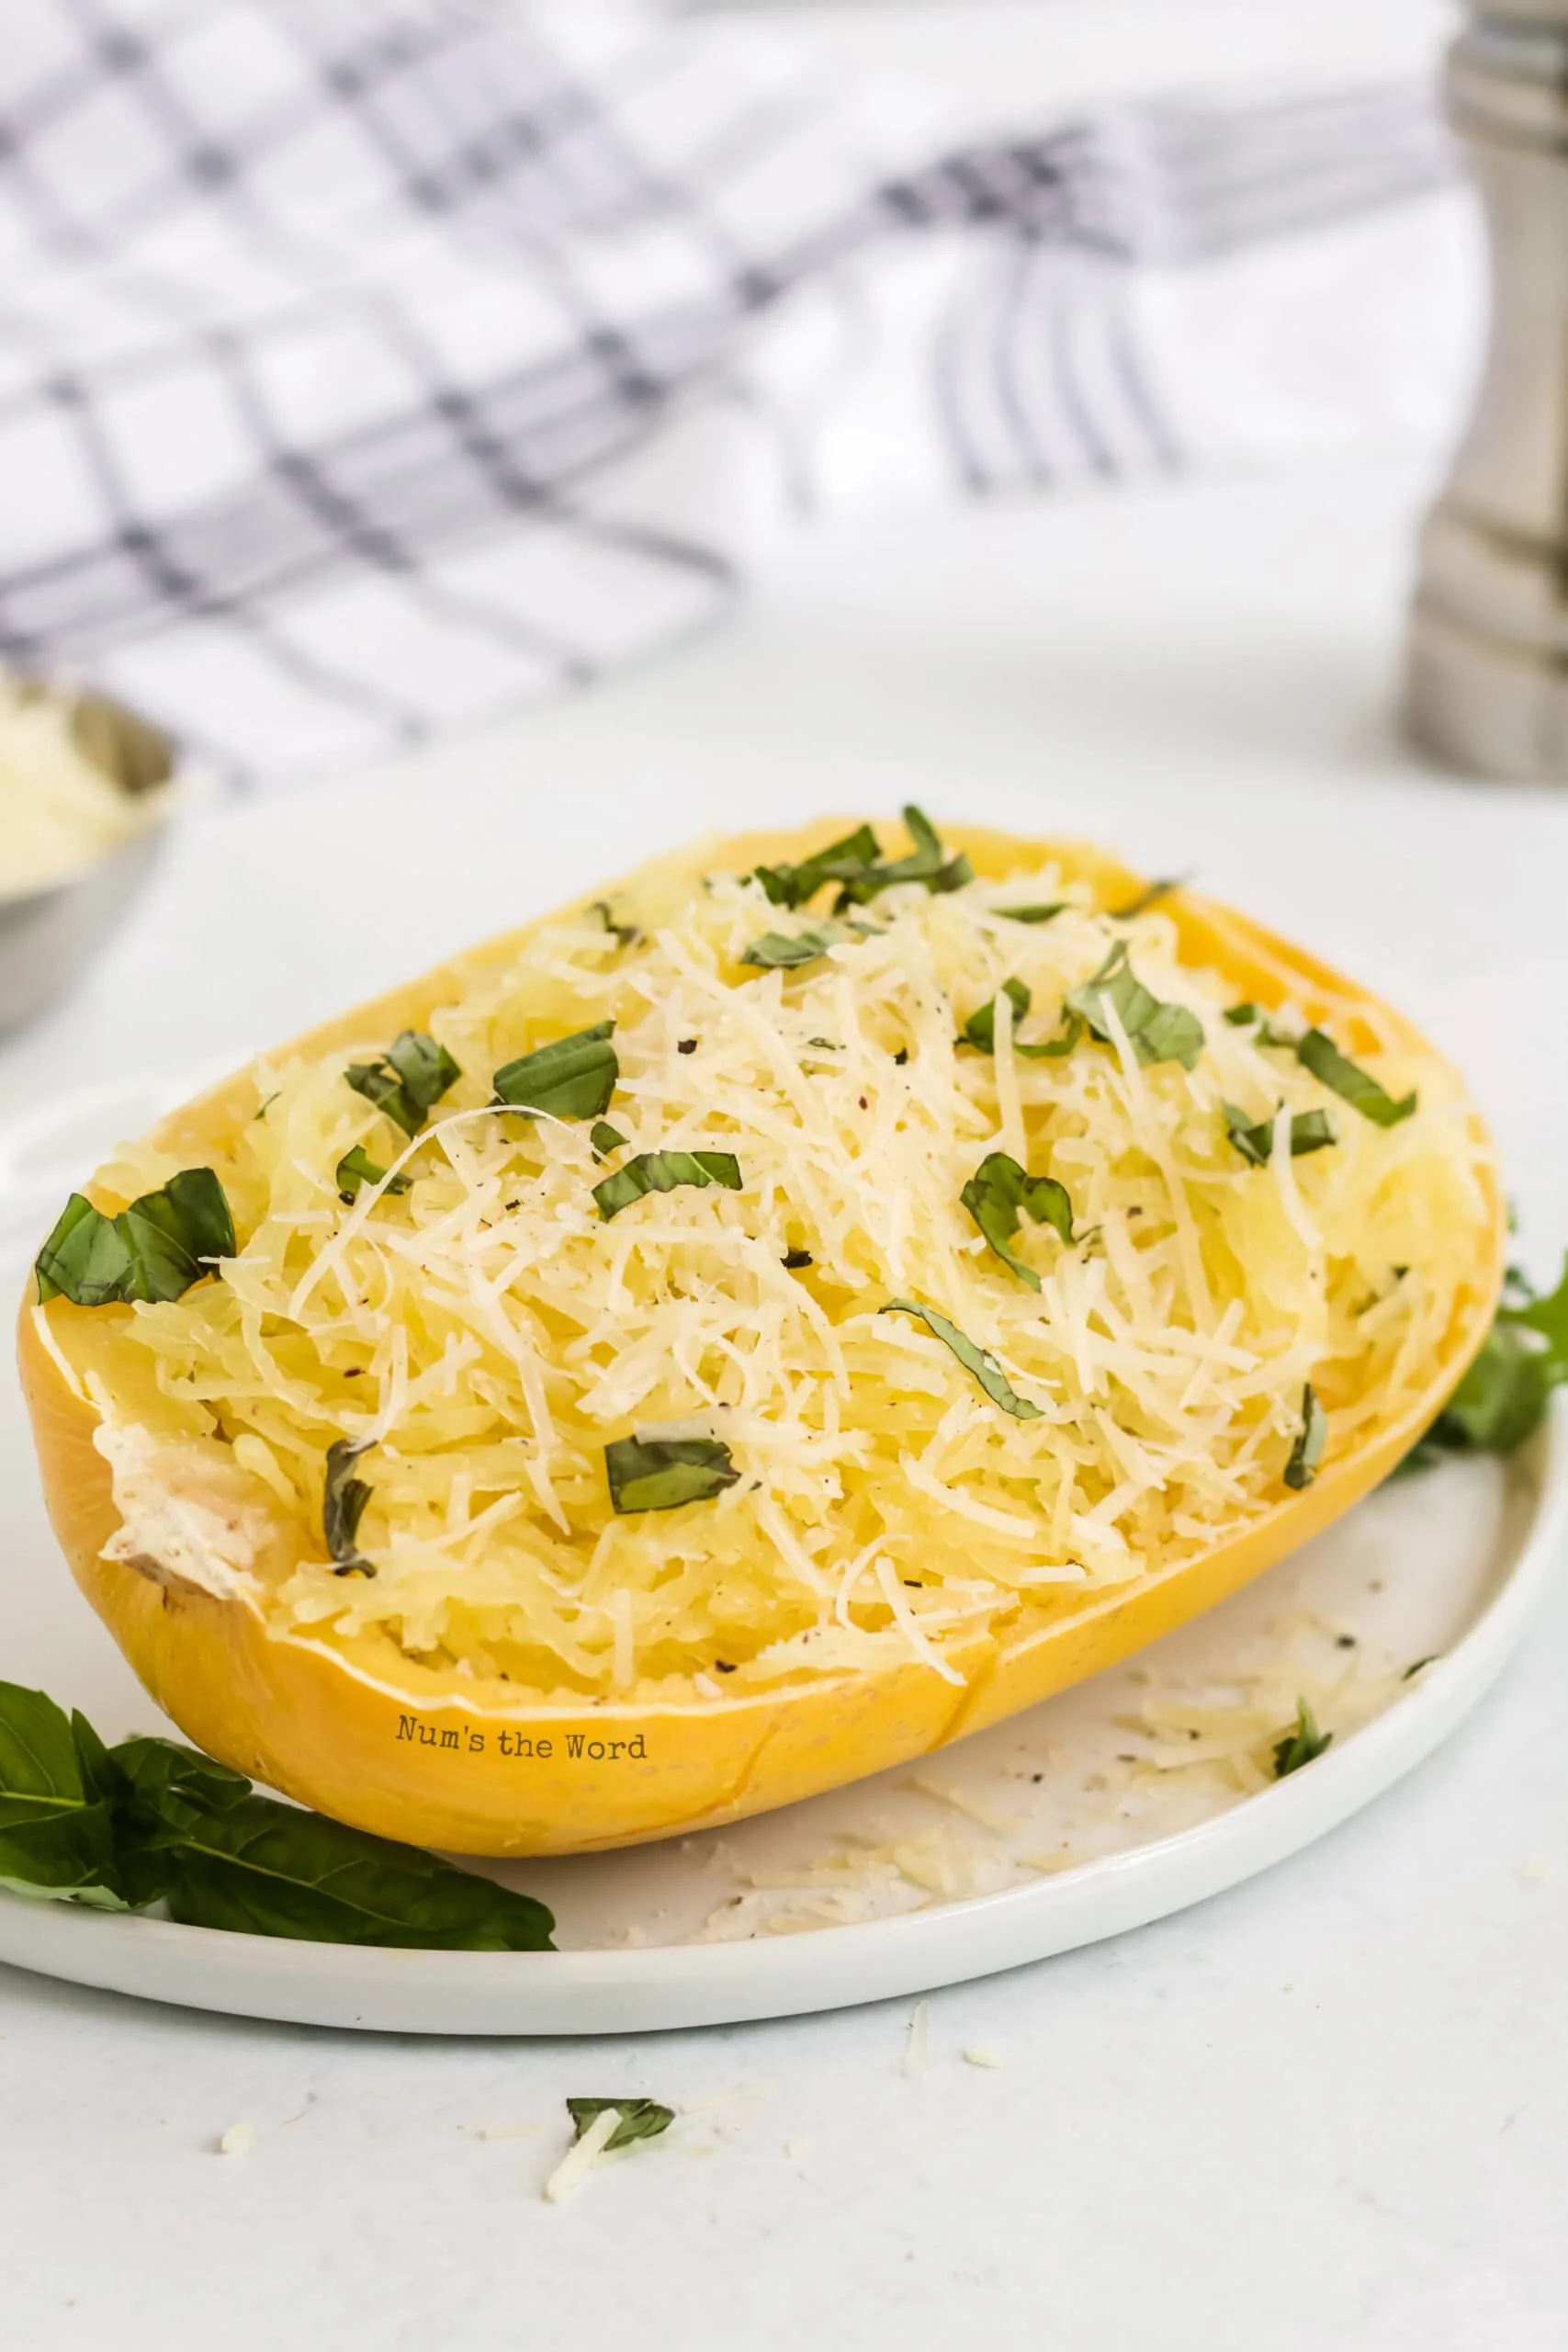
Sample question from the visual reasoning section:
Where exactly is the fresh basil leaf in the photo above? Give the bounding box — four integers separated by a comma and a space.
35, 1167, 235, 1308
1295, 1030, 1416, 1128
335, 1146, 412, 1204
323, 1439, 375, 1577
0, 1681, 126, 1906
751, 824, 883, 910
1271, 1698, 1332, 1780
344, 1030, 460, 1139
1398, 1252, 1568, 1471
590, 899, 640, 949
109, 1736, 554, 1951
491, 1023, 618, 1120
1222, 1104, 1337, 1168
591, 1121, 627, 1157
740, 923, 851, 970
1224, 1002, 1260, 1027
567, 2097, 675, 2151
961, 1152, 1076, 1290
958, 977, 1031, 1053
1504, 1252, 1568, 1379
880, 1299, 1043, 1419
996, 903, 1066, 925
593, 1149, 742, 1222
1283, 1385, 1326, 1490
1112, 875, 1186, 920
1066, 943, 1205, 1071
605, 1435, 740, 1513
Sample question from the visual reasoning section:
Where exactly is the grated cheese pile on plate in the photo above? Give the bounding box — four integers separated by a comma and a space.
71, 841, 1491, 1703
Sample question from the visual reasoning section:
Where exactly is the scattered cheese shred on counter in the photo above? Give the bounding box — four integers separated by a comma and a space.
543, 2106, 620, 2204
903, 1998, 931, 2076
71, 848, 1491, 1707
963, 2045, 1005, 2068
217, 2122, 255, 2158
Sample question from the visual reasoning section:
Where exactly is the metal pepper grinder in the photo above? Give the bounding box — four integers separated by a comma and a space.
1407, 5, 1568, 780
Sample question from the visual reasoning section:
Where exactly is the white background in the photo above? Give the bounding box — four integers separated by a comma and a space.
5, 5, 1567, 2348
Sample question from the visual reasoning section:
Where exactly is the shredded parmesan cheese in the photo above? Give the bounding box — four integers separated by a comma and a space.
65, 852, 1490, 1704
542, 2106, 619, 2203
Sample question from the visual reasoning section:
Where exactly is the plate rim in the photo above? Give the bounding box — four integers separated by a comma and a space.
2, 1409, 1563, 2037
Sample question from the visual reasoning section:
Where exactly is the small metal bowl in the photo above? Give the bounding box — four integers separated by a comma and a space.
0, 682, 177, 1037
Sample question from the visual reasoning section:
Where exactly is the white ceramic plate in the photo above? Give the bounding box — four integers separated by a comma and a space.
1, 1117, 1562, 2032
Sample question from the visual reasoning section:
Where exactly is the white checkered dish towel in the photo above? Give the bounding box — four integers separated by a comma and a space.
0, 0, 1480, 784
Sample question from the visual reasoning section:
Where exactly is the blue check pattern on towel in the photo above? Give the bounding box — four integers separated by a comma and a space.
0, 0, 1468, 782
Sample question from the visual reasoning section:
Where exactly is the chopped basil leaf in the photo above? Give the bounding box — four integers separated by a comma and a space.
254, 1091, 279, 1122
1066, 942, 1204, 1070
590, 899, 640, 949
833, 804, 972, 909
1222, 1103, 1337, 1168
1295, 1029, 1416, 1127
605, 1435, 740, 1513
335, 1146, 412, 1204
1402, 1655, 1439, 1680
880, 1298, 1043, 1419
1111, 875, 1186, 920
344, 1031, 460, 1139
0, 1682, 555, 1949
35, 1168, 235, 1308
491, 1022, 618, 1120
997, 902, 1066, 925
1271, 1698, 1332, 1780
323, 1439, 375, 1577
741, 923, 851, 969
593, 1149, 742, 1222
783, 1247, 814, 1270
566, 2098, 675, 2152
751, 824, 882, 910
958, 977, 1031, 1053
961, 1152, 1076, 1290
591, 1121, 627, 1157
1283, 1385, 1326, 1490
1224, 1002, 1259, 1027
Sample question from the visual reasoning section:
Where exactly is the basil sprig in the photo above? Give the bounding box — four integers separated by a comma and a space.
751, 808, 970, 913
566, 2098, 675, 2151
1284, 1385, 1326, 1490
0, 1680, 554, 1950
961, 1152, 1076, 1289
1271, 1698, 1332, 1780
1066, 943, 1205, 1070
1295, 1029, 1416, 1128
741, 923, 851, 970
344, 1030, 460, 1138
1223, 1104, 1337, 1169
593, 1149, 741, 1221
35, 1168, 235, 1308
605, 1434, 740, 1513
492, 1022, 618, 1120
880, 1299, 1043, 1419
335, 1146, 412, 1204
1402, 1254, 1568, 1468
323, 1438, 375, 1577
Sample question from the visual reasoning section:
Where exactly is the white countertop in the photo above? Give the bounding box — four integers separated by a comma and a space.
6, 7, 1568, 2350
